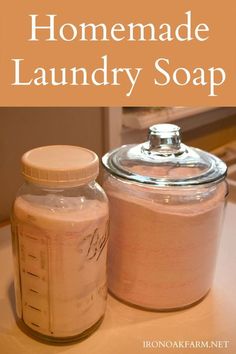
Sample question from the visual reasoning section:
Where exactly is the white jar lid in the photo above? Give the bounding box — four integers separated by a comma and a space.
21, 145, 99, 188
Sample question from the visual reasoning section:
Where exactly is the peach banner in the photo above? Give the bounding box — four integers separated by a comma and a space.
0, 0, 235, 106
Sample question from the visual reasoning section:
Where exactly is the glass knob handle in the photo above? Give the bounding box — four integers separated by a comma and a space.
148, 124, 182, 150
142, 124, 186, 156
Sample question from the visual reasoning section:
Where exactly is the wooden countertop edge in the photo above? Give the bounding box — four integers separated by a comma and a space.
0, 220, 10, 228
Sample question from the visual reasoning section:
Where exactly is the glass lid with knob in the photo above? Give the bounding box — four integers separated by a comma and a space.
102, 124, 227, 187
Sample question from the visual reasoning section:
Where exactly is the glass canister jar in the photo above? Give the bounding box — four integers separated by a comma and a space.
102, 124, 228, 311
11, 145, 109, 343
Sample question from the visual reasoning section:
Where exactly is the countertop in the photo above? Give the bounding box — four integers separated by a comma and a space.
0, 197, 236, 354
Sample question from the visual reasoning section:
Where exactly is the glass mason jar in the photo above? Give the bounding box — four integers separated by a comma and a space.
102, 124, 228, 311
11, 145, 109, 343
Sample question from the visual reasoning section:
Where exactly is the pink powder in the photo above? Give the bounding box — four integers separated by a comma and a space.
13, 195, 108, 337
104, 177, 226, 310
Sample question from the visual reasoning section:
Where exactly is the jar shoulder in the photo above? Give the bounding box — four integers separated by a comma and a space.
103, 173, 227, 205
15, 181, 108, 208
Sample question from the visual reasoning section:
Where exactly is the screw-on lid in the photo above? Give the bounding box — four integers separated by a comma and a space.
22, 145, 99, 187
102, 124, 227, 187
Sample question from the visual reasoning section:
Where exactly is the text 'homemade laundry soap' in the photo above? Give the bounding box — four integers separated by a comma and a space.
102, 124, 227, 310
11, 145, 109, 343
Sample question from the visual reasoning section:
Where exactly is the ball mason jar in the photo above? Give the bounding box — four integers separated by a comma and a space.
102, 124, 228, 310
11, 145, 109, 343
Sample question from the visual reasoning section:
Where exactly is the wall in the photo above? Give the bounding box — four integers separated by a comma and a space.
183, 115, 236, 151
120, 109, 236, 150
0, 108, 105, 222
